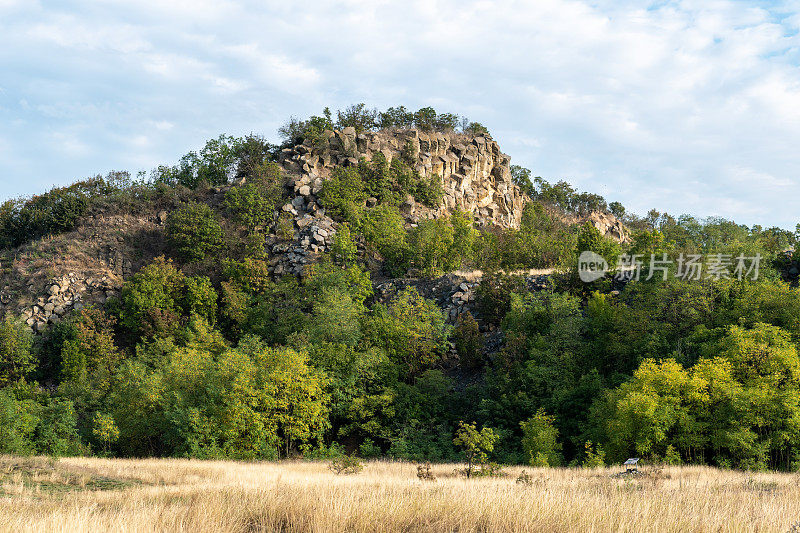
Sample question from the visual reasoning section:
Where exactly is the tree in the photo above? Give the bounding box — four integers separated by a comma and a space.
0, 317, 35, 385
364, 287, 450, 380
520, 409, 562, 466
336, 103, 377, 133
331, 223, 358, 266
609, 201, 626, 218
92, 412, 120, 455
453, 421, 499, 478
453, 312, 483, 369
165, 202, 223, 262
510, 165, 533, 197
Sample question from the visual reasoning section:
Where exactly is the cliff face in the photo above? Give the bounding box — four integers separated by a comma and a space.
278, 127, 527, 229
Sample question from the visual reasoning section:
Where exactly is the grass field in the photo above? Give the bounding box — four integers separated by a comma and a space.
1, 455, 799, 532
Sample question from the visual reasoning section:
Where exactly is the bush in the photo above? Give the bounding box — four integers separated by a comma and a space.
582, 441, 606, 468
336, 103, 377, 133
0, 389, 84, 457
413, 174, 444, 208
463, 122, 489, 136
364, 287, 450, 379
361, 205, 410, 276
0, 184, 89, 249
0, 317, 36, 386
331, 223, 358, 266
520, 409, 562, 467
318, 168, 368, 222
166, 202, 223, 262
452, 312, 483, 369
120, 257, 218, 339
476, 273, 525, 325
225, 161, 283, 231
409, 218, 454, 276
453, 421, 499, 478
329, 455, 364, 475
279, 109, 334, 147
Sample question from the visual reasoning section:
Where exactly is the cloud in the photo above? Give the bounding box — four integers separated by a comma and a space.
1, 0, 800, 227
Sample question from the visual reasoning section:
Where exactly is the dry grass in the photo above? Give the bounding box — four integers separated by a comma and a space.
1, 456, 799, 532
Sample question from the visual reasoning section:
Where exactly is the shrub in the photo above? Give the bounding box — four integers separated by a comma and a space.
409, 218, 454, 276
318, 168, 368, 222
166, 202, 223, 262
0, 184, 89, 249
413, 174, 444, 208
58, 307, 120, 387
453, 421, 499, 478
452, 312, 483, 369
120, 257, 185, 335
476, 273, 525, 325
331, 223, 358, 266
92, 412, 120, 455
582, 441, 606, 468
463, 122, 489, 136
520, 409, 562, 467
378, 106, 415, 129
225, 162, 283, 231
275, 213, 295, 241
278, 109, 334, 147
329, 455, 364, 475
336, 103, 377, 133
0, 317, 36, 386
416, 462, 436, 481
361, 205, 410, 276
364, 287, 450, 379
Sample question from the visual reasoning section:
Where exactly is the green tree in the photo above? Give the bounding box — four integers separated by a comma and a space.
453, 312, 483, 369
453, 421, 499, 478
92, 412, 120, 455
0, 317, 35, 385
364, 287, 450, 380
165, 202, 223, 262
520, 409, 562, 466
331, 223, 358, 266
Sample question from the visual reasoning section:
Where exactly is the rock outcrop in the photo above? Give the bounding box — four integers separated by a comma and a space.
278, 128, 527, 229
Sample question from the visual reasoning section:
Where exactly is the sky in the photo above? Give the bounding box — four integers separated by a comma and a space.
1, 0, 800, 228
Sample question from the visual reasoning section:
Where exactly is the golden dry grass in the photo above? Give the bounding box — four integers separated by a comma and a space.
1, 456, 799, 532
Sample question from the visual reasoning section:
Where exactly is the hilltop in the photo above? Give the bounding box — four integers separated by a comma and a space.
0, 122, 625, 332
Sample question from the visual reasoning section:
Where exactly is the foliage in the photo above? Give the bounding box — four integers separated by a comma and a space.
329, 455, 364, 475
120, 257, 218, 338
0, 182, 90, 249
476, 273, 526, 325
224, 161, 284, 231
453, 421, 499, 478
166, 202, 224, 262
453, 312, 483, 369
582, 441, 606, 468
521, 409, 562, 467
364, 287, 450, 380
0, 317, 36, 386
331, 223, 358, 266
318, 168, 368, 222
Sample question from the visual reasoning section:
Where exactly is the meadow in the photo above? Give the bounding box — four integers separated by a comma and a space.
1, 455, 799, 532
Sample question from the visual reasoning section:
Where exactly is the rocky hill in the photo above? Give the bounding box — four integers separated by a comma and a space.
0, 128, 627, 332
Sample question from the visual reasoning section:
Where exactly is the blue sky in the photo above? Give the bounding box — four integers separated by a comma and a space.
1, 0, 800, 228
